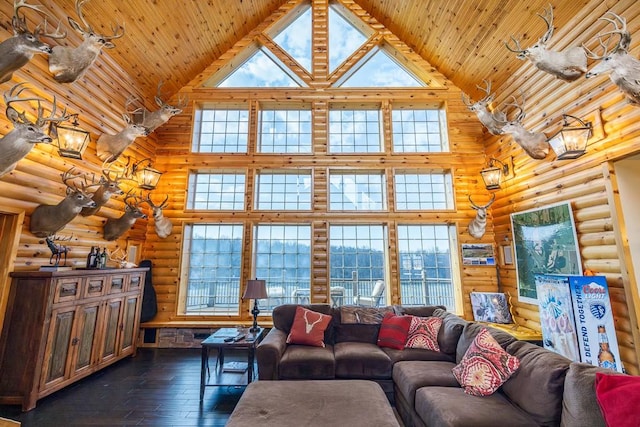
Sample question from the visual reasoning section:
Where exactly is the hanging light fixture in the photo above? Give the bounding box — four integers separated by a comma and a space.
51, 114, 90, 159
480, 158, 510, 190
547, 114, 592, 160
131, 158, 163, 190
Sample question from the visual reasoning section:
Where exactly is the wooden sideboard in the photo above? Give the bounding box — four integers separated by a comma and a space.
0, 268, 147, 411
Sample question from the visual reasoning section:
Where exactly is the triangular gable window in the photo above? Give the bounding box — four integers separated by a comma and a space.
218, 48, 303, 88
273, 6, 312, 72
338, 48, 425, 87
329, 6, 369, 73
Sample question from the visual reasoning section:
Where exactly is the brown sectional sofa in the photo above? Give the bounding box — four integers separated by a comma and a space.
256, 304, 611, 427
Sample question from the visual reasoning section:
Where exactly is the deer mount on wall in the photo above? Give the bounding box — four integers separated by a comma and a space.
462, 80, 507, 135
96, 108, 149, 163
80, 165, 126, 217
467, 194, 496, 239
128, 81, 188, 133
103, 191, 147, 241
498, 93, 550, 160
145, 194, 172, 238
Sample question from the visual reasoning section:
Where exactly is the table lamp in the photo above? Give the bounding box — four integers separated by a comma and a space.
242, 279, 267, 332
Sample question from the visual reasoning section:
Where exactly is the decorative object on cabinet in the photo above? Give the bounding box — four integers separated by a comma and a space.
504, 4, 587, 81
108, 248, 138, 269
467, 194, 495, 239
0, 268, 147, 411
499, 93, 550, 159
480, 157, 510, 190
103, 192, 147, 241
50, 113, 90, 159
80, 167, 125, 217
461, 80, 506, 135
547, 114, 592, 160
48, 0, 125, 83
0, 83, 69, 177
0, 0, 66, 84
242, 279, 268, 333
585, 12, 640, 105
145, 194, 172, 238
44, 234, 72, 267
29, 168, 97, 237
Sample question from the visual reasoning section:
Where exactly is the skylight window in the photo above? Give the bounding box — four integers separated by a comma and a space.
273, 7, 312, 72
328, 6, 368, 73
218, 48, 302, 88
340, 49, 425, 87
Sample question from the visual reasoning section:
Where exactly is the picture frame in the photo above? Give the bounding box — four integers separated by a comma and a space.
470, 292, 513, 323
461, 243, 495, 266
510, 202, 582, 304
501, 244, 513, 265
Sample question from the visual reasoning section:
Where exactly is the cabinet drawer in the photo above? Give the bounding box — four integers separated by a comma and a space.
106, 275, 126, 294
127, 272, 144, 292
84, 276, 106, 298
53, 278, 81, 303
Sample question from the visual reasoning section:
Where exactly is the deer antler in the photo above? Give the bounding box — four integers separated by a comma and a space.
537, 4, 554, 45
74, 0, 124, 39
505, 36, 525, 55
13, 0, 66, 39
584, 12, 630, 59
469, 194, 495, 210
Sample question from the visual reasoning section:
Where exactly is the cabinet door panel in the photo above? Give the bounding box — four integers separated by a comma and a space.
41, 308, 75, 387
120, 296, 139, 353
101, 300, 122, 361
74, 303, 100, 374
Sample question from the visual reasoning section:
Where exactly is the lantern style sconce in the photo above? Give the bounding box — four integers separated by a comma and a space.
547, 114, 592, 160
131, 158, 163, 190
480, 157, 510, 190
51, 114, 90, 159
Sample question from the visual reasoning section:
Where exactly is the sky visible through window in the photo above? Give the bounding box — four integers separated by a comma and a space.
273, 7, 312, 72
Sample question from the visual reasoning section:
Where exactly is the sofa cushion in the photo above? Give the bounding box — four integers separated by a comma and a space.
340, 306, 393, 324
286, 306, 332, 347
561, 363, 612, 427
334, 306, 393, 344
334, 342, 392, 379
383, 346, 454, 364
595, 372, 639, 427
278, 344, 335, 379
393, 360, 458, 404
377, 313, 412, 349
433, 308, 468, 356
414, 387, 538, 427
503, 340, 571, 426
405, 316, 442, 351
456, 322, 517, 363
273, 304, 333, 335
452, 328, 520, 396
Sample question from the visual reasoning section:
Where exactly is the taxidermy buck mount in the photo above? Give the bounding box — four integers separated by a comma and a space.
505, 4, 587, 81
0, 0, 66, 84
498, 93, 550, 160
468, 194, 495, 239
96, 107, 150, 162
103, 192, 147, 241
80, 166, 125, 217
0, 83, 68, 177
30, 168, 97, 237
145, 194, 172, 238
48, 0, 125, 83
129, 82, 188, 133
461, 80, 506, 135
584, 12, 640, 105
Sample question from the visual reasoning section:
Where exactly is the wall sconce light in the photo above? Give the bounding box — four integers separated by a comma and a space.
547, 114, 592, 160
51, 114, 90, 159
480, 158, 510, 190
131, 158, 163, 190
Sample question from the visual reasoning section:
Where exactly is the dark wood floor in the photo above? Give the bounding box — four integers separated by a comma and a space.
0, 348, 244, 426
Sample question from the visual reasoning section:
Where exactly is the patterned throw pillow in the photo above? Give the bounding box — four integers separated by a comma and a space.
452, 328, 520, 396
286, 306, 332, 347
405, 316, 442, 351
377, 313, 412, 350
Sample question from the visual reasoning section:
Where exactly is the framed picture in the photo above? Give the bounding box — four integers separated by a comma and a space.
501, 244, 514, 265
461, 243, 495, 265
470, 292, 513, 323
510, 202, 582, 304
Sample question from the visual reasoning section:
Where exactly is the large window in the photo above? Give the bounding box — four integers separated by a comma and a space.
187, 172, 246, 210
329, 109, 381, 153
392, 109, 449, 152
397, 224, 457, 310
329, 171, 386, 210
259, 110, 312, 153
254, 171, 312, 210
395, 171, 454, 210
181, 224, 244, 315
191, 109, 249, 152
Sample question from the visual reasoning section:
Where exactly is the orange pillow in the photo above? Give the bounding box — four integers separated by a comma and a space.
286, 306, 332, 347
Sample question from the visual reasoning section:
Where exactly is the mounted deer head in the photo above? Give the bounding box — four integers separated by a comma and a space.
0, 0, 66, 84
145, 194, 172, 238
0, 83, 68, 177
80, 165, 125, 217
135, 82, 187, 133
103, 192, 147, 241
468, 194, 495, 239
461, 80, 506, 135
96, 109, 149, 162
108, 247, 137, 268
584, 12, 640, 105
505, 4, 587, 81
48, 0, 125, 83
30, 168, 97, 237
498, 94, 550, 160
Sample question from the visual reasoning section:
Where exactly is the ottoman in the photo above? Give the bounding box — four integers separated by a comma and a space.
226, 380, 400, 426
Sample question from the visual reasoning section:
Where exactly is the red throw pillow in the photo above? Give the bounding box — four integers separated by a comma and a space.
286, 306, 332, 347
452, 328, 520, 396
405, 316, 442, 351
377, 313, 412, 349
595, 372, 640, 427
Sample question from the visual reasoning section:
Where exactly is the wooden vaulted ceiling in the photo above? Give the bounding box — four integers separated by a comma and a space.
30, 0, 608, 102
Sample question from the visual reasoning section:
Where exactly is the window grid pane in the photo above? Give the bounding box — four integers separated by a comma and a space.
395, 172, 453, 210
184, 224, 244, 315
392, 109, 448, 152
192, 109, 249, 153
255, 171, 312, 210
329, 172, 386, 211
187, 173, 246, 210
329, 110, 381, 153
397, 224, 455, 310
259, 110, 312, 153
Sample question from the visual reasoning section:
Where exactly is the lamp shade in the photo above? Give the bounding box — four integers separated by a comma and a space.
53, 118, 90, 160
242, 279, 267, 300
548, 115, 592, 160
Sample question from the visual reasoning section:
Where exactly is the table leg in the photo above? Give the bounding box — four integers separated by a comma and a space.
247, 347, 255, 383
200, 346, 208, 401
218, 348, 224, 372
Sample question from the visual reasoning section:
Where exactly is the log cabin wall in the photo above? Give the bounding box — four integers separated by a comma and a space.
484, 0, 640, 374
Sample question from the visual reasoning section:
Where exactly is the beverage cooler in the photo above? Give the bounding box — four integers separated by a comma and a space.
534, 274, 623, 373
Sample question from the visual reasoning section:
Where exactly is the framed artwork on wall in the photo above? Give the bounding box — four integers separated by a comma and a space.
510, 201, 582, 304
500, 244, 514, 265
461, 243, 495, 266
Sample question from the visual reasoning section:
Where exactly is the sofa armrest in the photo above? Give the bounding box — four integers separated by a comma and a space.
256, 328, 288, 380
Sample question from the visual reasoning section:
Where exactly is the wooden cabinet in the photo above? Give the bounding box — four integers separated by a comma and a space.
0, 268, 147, 411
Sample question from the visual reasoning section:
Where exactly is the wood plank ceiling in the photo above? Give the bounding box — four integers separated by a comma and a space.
33, 0, 602, 102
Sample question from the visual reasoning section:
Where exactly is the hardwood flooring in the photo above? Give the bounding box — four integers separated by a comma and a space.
0, 348, 242, 426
